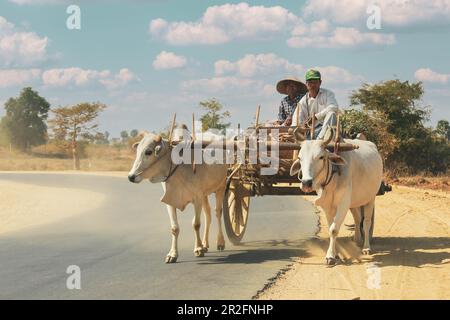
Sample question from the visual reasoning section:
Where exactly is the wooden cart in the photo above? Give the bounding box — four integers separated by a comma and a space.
220, 107, 390, 244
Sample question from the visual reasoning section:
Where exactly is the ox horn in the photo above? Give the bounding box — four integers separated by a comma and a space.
167, 113, 176, 145
321, 126, 334, 147
289, 127, 305, 142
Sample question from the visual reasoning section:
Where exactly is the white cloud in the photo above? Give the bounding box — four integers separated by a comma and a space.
0, 68, 41, 88
149, 2, 299, 45
149, 3, 397, 48
42, 67, 110, 87
215, 53, 304, 78
303, 0, 450, 28
0, 16, 49, 67
415, 68, 450, 84
314, 66, 364, 84
152, 51, 187, 70
183, 53, 362, 100
288, 26, 395, 48
42, 67, 137, 89
182, 76, 258, 93
99, 68, 138, 89
291, 19, 331, 36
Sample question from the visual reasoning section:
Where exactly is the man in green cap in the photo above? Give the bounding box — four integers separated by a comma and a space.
292, 69, 339, 139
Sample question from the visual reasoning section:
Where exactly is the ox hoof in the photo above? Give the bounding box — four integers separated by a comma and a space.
362, 248, 372, 255
202, 247, 209, 253
194, 248, 205, 257
217, 244, 225, 251
326, 257, 338, 266
165, 255, 178, 263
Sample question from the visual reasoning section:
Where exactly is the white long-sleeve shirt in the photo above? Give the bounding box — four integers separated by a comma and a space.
292, 88, 339, 126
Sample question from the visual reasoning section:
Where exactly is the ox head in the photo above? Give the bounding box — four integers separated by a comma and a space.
128, 132, 169, 184
290, 126, 347, 192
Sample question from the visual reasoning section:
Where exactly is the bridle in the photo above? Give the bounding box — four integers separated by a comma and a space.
321, 154, 340, 188
155, 140, 179, 182
134, 139, 179, 182
302, 153, 339, 189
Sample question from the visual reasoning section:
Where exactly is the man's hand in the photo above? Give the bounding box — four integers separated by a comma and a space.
282, 116, 292, 126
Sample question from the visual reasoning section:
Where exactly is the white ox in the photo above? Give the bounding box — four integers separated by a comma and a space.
290, 127, 383, 265
128, 130, 227, 263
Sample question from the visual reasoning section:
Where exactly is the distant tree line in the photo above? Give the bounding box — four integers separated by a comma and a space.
0, 87, 137, 170
0, 83, 447, 175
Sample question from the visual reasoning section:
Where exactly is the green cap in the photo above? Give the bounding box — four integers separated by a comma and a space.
305, 69, 321, 81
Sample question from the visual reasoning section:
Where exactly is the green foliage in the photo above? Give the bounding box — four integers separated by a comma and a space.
130, 129, 138, 138
49, 102, 106, 169
120, 130, 129, 141
341, 109, 396, 160
0, 87, 50, 151
349, 79, 449, 175
350, 80, 430, 140
435, 120, 450, 141
199, 98, 231, 134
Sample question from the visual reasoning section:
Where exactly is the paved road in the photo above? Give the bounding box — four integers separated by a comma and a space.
0, 173, 318, 299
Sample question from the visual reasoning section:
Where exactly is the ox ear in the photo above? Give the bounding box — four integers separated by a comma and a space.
328, 153, 347, 166
132, 141, 139, 150
290, 158, 301, 176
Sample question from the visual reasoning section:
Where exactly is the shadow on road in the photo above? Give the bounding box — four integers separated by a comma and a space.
194, 238, 312, 265
371, 236, 450, 268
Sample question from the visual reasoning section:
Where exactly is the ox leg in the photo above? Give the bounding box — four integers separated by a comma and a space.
362, 200, 375, 255
193, 200, 205, 257
326, 197, 350, 265
350, 207, 363, 246
202, 196, 211, 253
215, 189, 226, 251
165, 205, 179, 263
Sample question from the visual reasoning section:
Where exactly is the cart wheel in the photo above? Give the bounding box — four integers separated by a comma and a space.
223, 180, 251, 245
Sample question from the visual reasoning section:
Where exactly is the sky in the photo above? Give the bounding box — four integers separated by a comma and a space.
0, 0, 449, 138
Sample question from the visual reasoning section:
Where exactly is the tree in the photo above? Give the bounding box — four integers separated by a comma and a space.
350, 80, 429, 140
50, 102, 106, 170
436, 120, 450, 141
199, 98, 231, 133
93, 132, 109, 145
0, 87, 50, 151
130, 129, 138, 138
341, 109, 396, 160
120, 130, 129, 142
350, 80, 449, 174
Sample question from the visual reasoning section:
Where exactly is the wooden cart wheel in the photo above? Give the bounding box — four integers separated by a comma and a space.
223, 180, 251, 245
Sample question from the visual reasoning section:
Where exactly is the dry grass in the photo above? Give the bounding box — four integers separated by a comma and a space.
1, 146, 449, 193
0, 145, 135, 171
385, 175, 449, 192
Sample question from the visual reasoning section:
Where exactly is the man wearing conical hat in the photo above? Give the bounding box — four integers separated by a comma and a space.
275, 77, 307, 126
292, 69, 339, 139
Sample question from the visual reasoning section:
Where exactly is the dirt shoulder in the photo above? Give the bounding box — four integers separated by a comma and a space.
256, 185, 450, 300
0, 179, 107, 235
